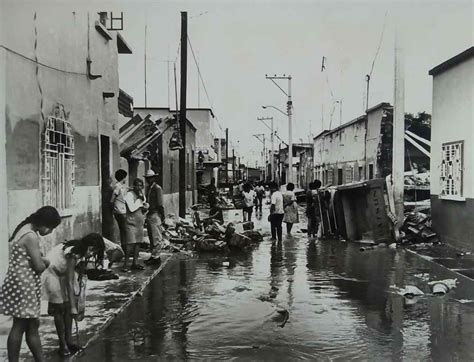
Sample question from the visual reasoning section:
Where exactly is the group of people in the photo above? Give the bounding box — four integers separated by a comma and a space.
1, 167, 167, 361
267, 179, 323, 242
111, 168, 165, 272
1, 206, 107, 360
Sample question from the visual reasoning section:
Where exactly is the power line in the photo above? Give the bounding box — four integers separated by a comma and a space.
187, 35, 224, 133
369, 11, 388, 77
0, 44, 87, 76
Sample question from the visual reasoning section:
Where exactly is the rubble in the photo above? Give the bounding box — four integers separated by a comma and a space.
163, 213, 263, 254
398, 211, 442, 246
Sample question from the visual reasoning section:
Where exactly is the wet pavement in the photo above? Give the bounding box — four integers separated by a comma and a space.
77, 207, 474, 361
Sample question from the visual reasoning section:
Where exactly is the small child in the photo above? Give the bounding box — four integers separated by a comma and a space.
1, 206, 61, 362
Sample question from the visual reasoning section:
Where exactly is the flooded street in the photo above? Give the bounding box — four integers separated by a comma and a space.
79, 208, 474, 361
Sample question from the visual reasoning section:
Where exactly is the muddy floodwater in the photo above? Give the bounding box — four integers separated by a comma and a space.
79, 209, 474, 361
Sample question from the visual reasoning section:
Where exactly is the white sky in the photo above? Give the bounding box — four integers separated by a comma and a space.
112, 0, 472, 166
7, 0, 473, 166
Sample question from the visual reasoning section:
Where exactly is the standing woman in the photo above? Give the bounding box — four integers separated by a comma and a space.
1, 206, 61, 362
42, 233, 105, 357
123, 178, 149, 271
283, 182, 299, 235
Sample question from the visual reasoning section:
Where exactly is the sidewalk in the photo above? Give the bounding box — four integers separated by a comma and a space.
0, 251, 177, 361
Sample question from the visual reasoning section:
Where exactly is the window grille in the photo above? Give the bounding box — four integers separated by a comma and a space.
42, 116, 75, 209
440, 141, 463, 197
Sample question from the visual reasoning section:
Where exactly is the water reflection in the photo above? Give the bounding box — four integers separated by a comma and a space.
79, 217, 474, 361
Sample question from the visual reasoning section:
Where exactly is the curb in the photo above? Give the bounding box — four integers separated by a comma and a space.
72, 253, 178, 359
405, 248, 474, 282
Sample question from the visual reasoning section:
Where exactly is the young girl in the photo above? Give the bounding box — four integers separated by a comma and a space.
42, 233, 105, 357
1, 206, 61, 362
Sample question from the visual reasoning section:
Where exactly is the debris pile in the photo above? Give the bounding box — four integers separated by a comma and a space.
163, 214, 263, 253
399, 211, 441, 245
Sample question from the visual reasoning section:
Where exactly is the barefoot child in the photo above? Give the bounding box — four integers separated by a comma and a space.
1, 206, 61, 362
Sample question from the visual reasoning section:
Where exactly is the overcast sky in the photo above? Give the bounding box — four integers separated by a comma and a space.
109, 0, 472, 166
8, 0, 472, 166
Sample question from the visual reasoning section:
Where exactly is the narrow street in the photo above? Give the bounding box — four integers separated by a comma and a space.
78, 206, 474, 361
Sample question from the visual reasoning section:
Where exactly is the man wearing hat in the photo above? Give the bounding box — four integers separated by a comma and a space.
144, 169, 165, 265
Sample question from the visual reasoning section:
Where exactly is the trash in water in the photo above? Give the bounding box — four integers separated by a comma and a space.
390, 285, 424, 298
428, 278, 457, 295
388, 243, 397, 249
222, 261, 230, 267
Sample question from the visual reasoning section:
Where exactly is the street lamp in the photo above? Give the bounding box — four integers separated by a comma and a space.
262, 105, 288, 117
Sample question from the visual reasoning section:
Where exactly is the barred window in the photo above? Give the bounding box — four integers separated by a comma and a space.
440, 141, 463, 198
42, 116, 75, 209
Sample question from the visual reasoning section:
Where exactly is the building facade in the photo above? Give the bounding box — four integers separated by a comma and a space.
429, 47, 473, 251
313, 103, 393, 186
0, 8, 131, 277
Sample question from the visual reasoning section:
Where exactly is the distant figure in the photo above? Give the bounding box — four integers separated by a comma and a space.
306, 180, 322, 238
269, 182, 284, 242
207, 177, 218, 207
242, 183, 256, 221
110, 169, 129, 252
1, 206, 61, 362
283, 182, 299, 235
123, 178, 149, 272
144, 170, 164, 266
254, 182, 265, 211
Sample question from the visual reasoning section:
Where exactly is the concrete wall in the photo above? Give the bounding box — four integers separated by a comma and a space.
1, 7, 122, 261
430, 56, 473, 250
0, 2, 8, 277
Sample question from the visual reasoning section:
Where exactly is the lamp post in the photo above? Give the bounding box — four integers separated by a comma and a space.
265, 75, 293, 183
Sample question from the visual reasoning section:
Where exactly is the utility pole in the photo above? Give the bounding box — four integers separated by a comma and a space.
144, 24, 147, 108
225, 128, 229, 184
232, 148, 235, 183
257, 116, 274, 181
178, 11, 187, 218
393, 29, 405, 238
265, 74, 293, 183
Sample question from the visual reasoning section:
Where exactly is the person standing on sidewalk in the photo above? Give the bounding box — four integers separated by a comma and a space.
110, 169, 129, 252
144, 170, 165, 266
283, 182, 299, 235
1, 206, 61, 362
269, 182, 284, 242
122, 178, 149, 272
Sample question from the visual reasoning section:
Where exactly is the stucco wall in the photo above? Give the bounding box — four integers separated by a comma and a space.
2, 7, 121, 263
431, 58, 473, 198
430, 56, 473, 250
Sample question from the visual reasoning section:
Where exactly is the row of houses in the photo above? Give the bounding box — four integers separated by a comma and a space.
0, 8, 229, 279
269, 47, 472, 251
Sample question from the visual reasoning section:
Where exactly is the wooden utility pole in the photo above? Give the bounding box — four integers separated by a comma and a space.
178, 11, 187, 218
392, 30, 405, 237
225, 128, 229, 184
